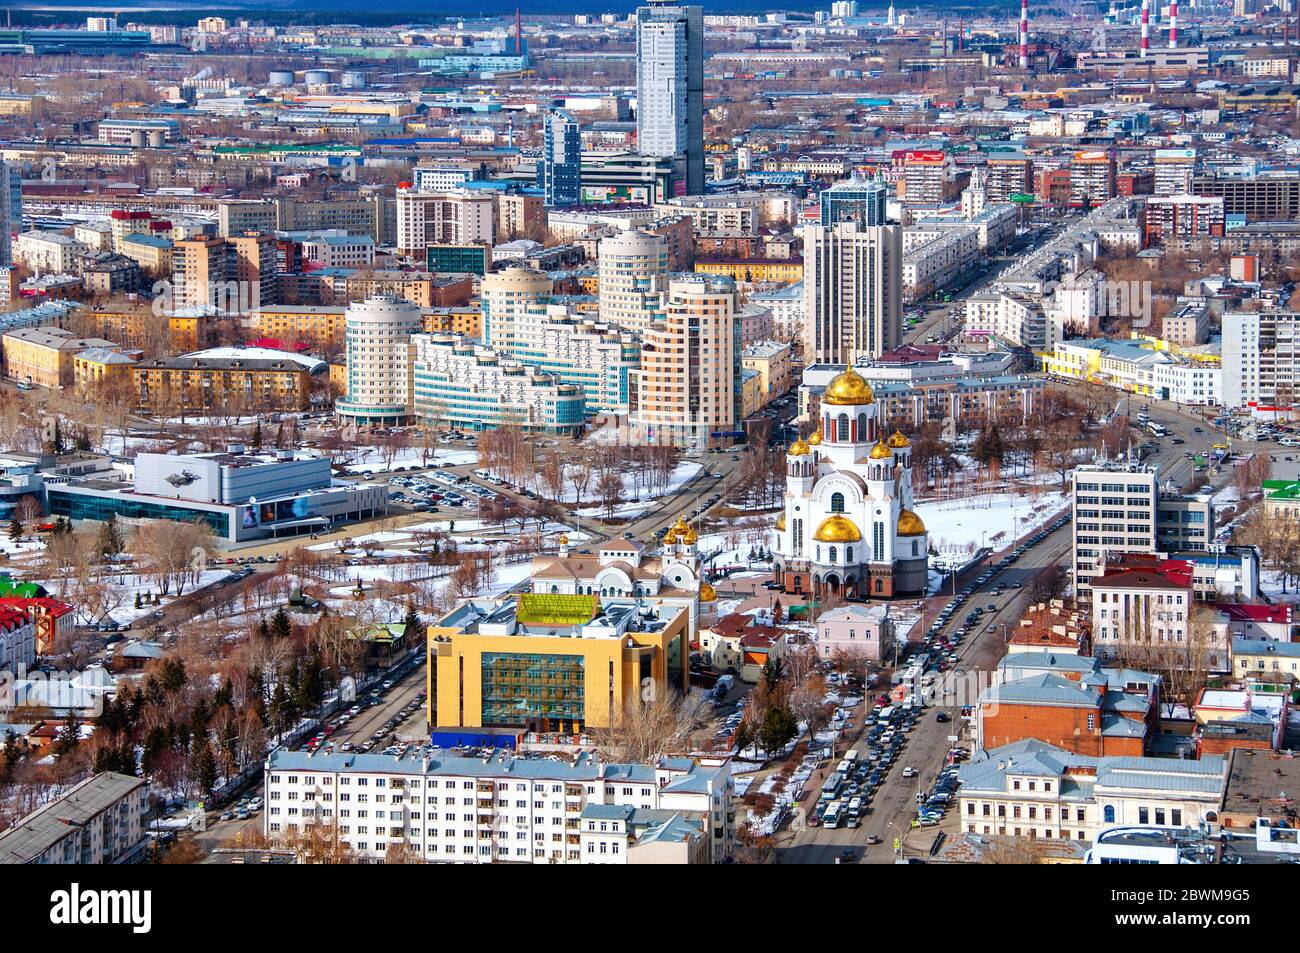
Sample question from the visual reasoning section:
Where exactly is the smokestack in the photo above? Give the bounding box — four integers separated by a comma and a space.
1140, 0, 1150, 57
515, 7, 522, 56
1169, 0, 1178, 48
1019, 0, 1029, 69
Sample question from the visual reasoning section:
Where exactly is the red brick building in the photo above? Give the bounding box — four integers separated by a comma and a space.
978, 653, 1161, 757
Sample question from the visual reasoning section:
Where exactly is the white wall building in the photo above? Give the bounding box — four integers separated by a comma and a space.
263, 748, 733, 864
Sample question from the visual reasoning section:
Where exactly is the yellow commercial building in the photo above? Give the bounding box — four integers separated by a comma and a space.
428, 593, 689, 733
693, 258, 804, 284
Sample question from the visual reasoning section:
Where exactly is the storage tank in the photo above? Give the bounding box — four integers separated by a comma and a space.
341, 70, 367, 89
304, 69, 332, 85
268, 70, 295, 85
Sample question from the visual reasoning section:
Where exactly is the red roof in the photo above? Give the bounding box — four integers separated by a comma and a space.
1219, 603, 1291, 625
1098, 554, 1194, 588
0, 597, 74, 619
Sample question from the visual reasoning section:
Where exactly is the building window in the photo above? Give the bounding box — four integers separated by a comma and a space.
830, 492, 845, 513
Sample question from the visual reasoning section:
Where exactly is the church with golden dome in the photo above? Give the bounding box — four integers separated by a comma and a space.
773, 367, 929, 599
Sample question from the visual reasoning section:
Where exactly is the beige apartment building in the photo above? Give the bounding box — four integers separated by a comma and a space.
2, 327, 119, 389
629, 274, 741, 448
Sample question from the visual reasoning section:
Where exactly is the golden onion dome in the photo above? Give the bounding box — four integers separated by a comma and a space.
558, 534, 569, 545
787, 438, 811, 456
887, 429, 911, 449
813, 514, 863, 543
807, 430, 823, 446
869, 440, 894, 460
822, 368, 875, 406
897, 509, 927, 536
698, 581, 717, 602
681, 526, 699, 545
775, 512, 787, 532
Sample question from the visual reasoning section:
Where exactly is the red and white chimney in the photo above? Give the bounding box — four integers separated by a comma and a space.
1019, 0, 1029, 69
1169, 0, 1178, 48
1140, 0, 1150, 57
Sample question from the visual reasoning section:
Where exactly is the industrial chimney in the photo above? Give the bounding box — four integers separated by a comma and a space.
1019, 0, 1029, 69
1169, 0, 1178, 48
1140, 0, 1150, 57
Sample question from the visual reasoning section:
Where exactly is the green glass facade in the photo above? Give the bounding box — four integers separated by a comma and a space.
480, 652, 585, 726
47, 489, 230, 537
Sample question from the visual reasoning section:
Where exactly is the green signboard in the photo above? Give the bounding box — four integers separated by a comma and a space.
1009, 192, 1036, 204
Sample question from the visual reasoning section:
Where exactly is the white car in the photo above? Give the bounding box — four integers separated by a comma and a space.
902, 767, 917, 778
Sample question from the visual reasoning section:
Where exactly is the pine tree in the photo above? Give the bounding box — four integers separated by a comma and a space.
251, 420, 263, 449
7, 518, 21, 543
402, 601, 422, 639
191, 739, 218, 796
98, 512, 123, 557
53, 710, 81, 759
270, 606, 292, 640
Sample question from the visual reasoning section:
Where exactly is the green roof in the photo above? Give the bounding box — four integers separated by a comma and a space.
0, 576, 46, 598
515, 593, 598, 626
1264, 479, 1300, 499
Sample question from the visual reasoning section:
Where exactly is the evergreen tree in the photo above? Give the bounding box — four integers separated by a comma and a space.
160, 656, 187, 693
141, 725, 168, 777
758, 704, 798, 755
191, 739, 218, 796
214, 677, 233, 711
251, 420, 263, 449
53, 710, 81, 759
270, 606, 292, 641
98, 512, 124, 557
7, 518, 21, 543
402, 601, 422, 639
1, 729, 20, 780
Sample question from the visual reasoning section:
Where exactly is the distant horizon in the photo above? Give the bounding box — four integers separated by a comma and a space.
8, 0, 1013, 19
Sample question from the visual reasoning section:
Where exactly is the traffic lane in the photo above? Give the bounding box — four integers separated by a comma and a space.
855, 534, 1073, 855
323, 666, 427, 751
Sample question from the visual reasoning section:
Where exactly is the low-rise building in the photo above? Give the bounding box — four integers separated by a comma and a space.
428, 593, 689, 732
959, 739, 1226, 843
1, 327, 119, 389
0, 771, 149, 864
263, 747, 733, 864
814, 603, 893, 664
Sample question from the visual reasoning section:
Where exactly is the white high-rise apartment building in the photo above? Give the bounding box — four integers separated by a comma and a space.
1222, 309, 1299, 411
802, 221, 902, 365
395, 189, 495, 258
597, 229, 670, 335
636, 1, 704, 196
335, 296, 423, 427
0, 159, 13, 267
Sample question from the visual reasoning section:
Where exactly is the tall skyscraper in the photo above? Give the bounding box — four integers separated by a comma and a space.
537, 109, 582, 207
819, 176, 889, 226
635, 1, 704, 197
802, 221, 902, 365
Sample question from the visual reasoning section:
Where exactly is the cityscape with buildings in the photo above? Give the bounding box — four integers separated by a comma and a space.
0, 0, 1297, 883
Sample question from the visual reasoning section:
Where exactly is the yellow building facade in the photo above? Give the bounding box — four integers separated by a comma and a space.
428, 594, 689, 732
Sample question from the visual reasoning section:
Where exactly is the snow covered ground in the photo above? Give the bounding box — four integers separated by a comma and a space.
343, 446, 478, 474
916, 490, 1067, 555
36, 569, 232, 626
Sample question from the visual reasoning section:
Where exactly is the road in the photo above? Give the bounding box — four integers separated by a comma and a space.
902, 220, 1076, 348
778, 525, 1071, 864
779, 398, 1244, 863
